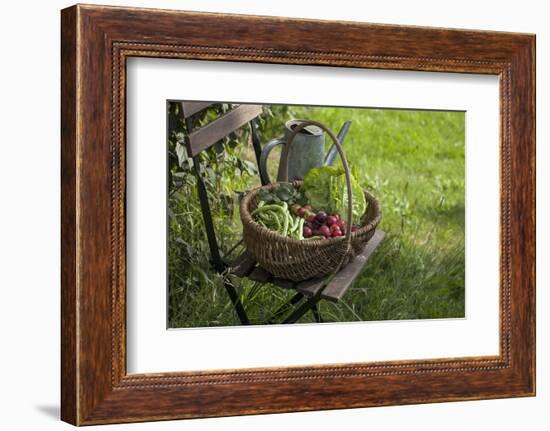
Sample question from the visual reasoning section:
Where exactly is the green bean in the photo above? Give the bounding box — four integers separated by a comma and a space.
281, 209, 289, 236
274, 206, 291, 235
296, 219, 302, 238
255, 206, 286, 233
253, 202, 301, 238
287, 215, 295, 233
290, 215, 299, 233
258, 210, 275, 221
297, 218, 305, 240
266, 212, 281, 232
252, 204, 286, 217
287, 215, 300, 239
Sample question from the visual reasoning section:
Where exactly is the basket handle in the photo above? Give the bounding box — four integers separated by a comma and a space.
280, 120, 354, 249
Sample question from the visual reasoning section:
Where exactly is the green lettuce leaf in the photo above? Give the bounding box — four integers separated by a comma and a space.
329, 173, 366, 225
302, 165, 343, 211
303, 165, 366, 224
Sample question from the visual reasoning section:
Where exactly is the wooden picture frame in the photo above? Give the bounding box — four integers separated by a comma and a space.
61, 4, 535, 425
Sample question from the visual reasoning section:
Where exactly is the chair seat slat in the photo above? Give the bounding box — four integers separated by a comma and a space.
320, 230, 385, 302
248, 266, 273, 283
230, 250, 257, 278
295, 278, 326, 297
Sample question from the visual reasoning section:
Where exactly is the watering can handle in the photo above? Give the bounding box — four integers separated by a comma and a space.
258, 137, 285, 185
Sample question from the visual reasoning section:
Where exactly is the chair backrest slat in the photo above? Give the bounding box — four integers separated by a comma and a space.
185, 104, 263, 157
181, 101, 212, 118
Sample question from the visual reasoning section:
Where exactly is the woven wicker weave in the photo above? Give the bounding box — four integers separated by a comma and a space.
239, 120, 382, 282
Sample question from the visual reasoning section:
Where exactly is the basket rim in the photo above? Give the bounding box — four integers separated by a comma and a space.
240, 180, 381, 247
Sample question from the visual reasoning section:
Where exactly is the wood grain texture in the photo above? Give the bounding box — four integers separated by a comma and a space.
60, 4, 535, 425
186, 104, 262, 156
60, 6, 78, 425
295, 277, 327, 296
321, 230, 385, 302
181, 101, 212, 118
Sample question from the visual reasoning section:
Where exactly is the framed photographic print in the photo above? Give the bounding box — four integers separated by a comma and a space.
61, 4, 535, 425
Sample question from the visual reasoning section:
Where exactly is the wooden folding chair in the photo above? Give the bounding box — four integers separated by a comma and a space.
177, 101, 384, 325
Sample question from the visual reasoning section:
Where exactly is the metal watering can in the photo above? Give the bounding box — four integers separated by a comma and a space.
258, 119, 352, 184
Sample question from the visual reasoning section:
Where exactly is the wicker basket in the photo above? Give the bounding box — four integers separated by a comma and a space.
240, 120, 382, 282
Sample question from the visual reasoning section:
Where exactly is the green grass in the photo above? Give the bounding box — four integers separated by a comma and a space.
168, 106, 465, 327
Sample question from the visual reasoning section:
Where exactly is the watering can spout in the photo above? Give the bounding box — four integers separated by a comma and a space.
324, 120, 352, 166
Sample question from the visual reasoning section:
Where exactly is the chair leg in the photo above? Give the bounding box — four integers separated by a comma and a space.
223, 280, 250, 325
282, 295, 322, 324
249, 120, 267, 186
268, 292, 303, 323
